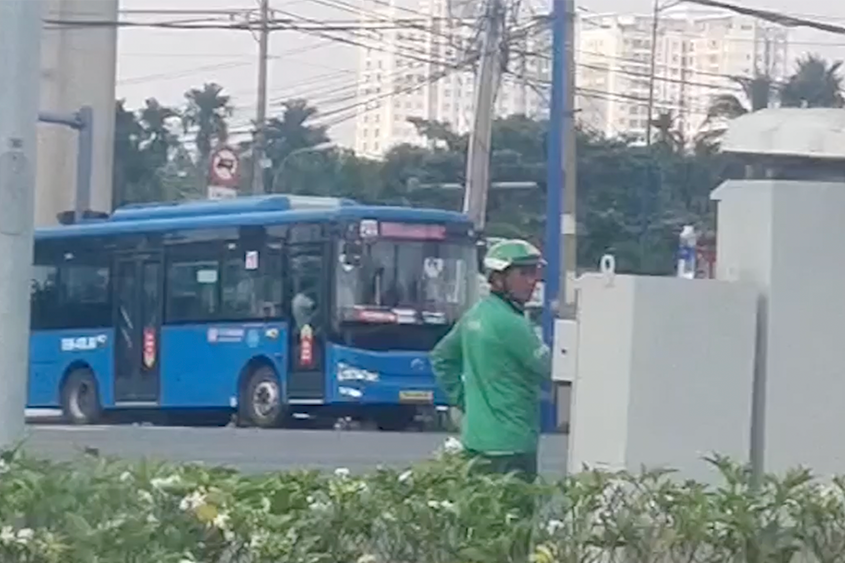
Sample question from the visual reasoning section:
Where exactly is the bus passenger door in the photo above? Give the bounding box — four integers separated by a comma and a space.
286, 241, 328, 402
113, 255, 163, 404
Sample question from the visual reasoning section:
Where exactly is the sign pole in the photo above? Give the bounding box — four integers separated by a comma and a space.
0, 0, 43, 450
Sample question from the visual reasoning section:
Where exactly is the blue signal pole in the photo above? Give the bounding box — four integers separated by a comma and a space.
540, 0, 568, 433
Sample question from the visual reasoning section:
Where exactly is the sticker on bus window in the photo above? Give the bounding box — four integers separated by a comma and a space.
196, 269, 218, 284
245, 250, 259, 271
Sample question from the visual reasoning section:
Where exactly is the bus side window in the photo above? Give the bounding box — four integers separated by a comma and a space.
31, 264, 59, 330
166, 259, 220, 323
262, 241, 284, 319
221, 243, 262, 321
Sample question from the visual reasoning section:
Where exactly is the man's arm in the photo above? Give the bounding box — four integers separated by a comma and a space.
429, 321, 465, 411
506, 317, 552, 385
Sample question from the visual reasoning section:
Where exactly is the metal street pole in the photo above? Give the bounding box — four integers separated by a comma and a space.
0, 0, 44, 450
251, 0, 270, 195
541, 0, 569, 433
543, 0, 567, 347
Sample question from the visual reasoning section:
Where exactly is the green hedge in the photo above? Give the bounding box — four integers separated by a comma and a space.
1, 441, 844, 563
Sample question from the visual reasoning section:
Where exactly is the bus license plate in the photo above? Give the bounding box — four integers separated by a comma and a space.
399, 390, 433, 403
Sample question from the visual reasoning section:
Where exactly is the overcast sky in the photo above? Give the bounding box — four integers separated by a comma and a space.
115, 0, 845, 148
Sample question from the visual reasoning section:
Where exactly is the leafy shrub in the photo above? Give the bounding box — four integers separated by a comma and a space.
1, 444, 844, 563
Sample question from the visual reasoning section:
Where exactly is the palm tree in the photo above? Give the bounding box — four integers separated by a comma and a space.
780, 54, 844, 109
182, 83, 233, 173
264, 99, 330, 167
705, 73, 775, 122
138, 98, 180, 171
650, 111, 685, 152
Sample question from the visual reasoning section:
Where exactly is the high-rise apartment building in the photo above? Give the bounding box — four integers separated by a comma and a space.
576, 7, 789, 144
353, 0, 550, 158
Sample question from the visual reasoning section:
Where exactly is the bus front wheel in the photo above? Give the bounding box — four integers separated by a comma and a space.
240, 365, 285, 429
60, 368, 102, 425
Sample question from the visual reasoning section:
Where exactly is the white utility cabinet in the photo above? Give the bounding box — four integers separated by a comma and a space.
567, 272, 758, 484
713, 180, 845, 479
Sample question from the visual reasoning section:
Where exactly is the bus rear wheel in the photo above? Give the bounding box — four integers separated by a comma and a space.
240, 365, 285, 429
60, 368, 102, 425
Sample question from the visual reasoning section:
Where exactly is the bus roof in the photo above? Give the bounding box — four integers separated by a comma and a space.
35, 195, 473, 240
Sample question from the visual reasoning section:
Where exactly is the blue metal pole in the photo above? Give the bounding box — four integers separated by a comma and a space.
541, 0, 567, 433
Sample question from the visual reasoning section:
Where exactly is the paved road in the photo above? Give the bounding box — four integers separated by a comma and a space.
21, 424, 569, 476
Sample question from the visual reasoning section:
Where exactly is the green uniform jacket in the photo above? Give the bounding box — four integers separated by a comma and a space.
430, 292, 552, 454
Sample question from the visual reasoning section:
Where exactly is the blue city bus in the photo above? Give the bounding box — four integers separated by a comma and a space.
27, 195, 479, 430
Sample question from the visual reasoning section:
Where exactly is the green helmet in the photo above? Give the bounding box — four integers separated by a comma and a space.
483, 239, 546, 273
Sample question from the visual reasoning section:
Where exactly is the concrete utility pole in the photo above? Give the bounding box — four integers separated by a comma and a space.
644, 0, 660, 146
0, 0, 43, 450
251, 0, 271, 195
562, 0, 577, 312
463, 0, 505, 231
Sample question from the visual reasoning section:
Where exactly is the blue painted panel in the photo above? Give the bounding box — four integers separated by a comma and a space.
158, 322, 287, 408
325, 344, 447, 406
28, 329, 115, 408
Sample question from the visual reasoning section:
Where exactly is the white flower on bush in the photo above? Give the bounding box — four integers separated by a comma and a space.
138, 490, 154, 505
427, 499, 456, 513
15, 528, 34, 545
212, 511, 230, 530
151, 474, 182, 490
545, 519, 565, 535
443, 437, 463, 453
398, 470, 413, 483
180, 490, 207, 512
249, 530, 270, 551
146, 514, 159, 525
307, 495, 331, 512
335, 467, 351, 479
0, 526, 15, 546
119, 471, 133, 483
0, 458, 9, 475
99, 516, 127, 531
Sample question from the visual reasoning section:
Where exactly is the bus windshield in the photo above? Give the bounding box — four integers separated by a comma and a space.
335, 239, 477, 325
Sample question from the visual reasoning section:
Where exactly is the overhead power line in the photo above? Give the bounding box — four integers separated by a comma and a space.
680, 0, 845, 36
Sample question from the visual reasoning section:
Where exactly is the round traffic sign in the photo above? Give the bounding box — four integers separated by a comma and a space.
209, 147, 239, 187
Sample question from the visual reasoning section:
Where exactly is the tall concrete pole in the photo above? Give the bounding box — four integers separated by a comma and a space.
251, 0, 270, 195
463, 0, 504, 232
562, 0, 577, 313
0, 0, 43, 449
644, 0, 660, 146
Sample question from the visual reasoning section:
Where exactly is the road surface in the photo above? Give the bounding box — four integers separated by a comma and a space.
21, 424, 569, 476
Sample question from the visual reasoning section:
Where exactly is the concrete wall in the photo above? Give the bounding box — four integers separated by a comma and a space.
37, 0, 118, 226
714, 180, 845, 479
568, 273, 758, 484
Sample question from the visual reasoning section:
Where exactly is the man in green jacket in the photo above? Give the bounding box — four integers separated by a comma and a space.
430, 238, 552, 483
